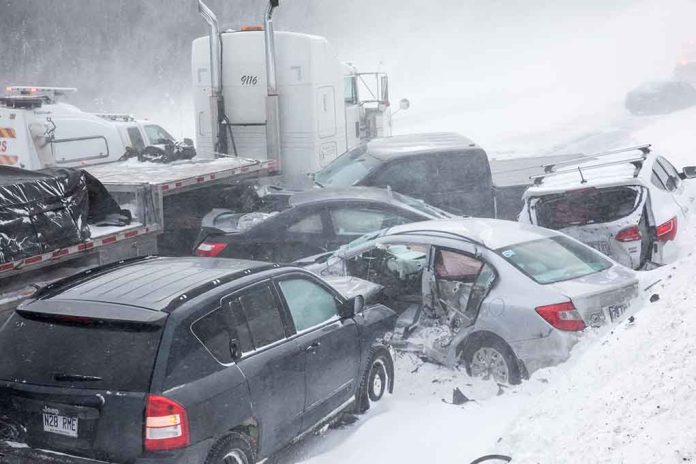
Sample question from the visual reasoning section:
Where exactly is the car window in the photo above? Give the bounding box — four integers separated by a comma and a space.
330, 207, 411, 236
652, 160, 675, 191
433, 248, 488, 328
278, 277, 339, 331
498, 236, 612, 284
127, 127, 146, 150
429, 152, 490, 193
0, 313, 163, 391
287, 213, 323, 233
236, 283, 287, 348
144, 124, 174, 144
191, 302, 253, 363
657, 156, 681, 191
532, 186, 643, 229
370, 158, 430, 195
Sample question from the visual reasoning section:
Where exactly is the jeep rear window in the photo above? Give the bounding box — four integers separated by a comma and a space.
531, 186, 642, 229
498, 236, 612, 284
0, 312, 163, 391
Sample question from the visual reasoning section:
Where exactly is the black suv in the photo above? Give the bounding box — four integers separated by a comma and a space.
0, 257, 396, 463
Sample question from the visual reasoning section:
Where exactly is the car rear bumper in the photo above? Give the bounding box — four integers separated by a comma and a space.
0, 439, 213, 464
511, 329, 579, 376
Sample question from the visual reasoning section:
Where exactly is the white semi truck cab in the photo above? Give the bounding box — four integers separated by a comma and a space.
193, 0, 398, 186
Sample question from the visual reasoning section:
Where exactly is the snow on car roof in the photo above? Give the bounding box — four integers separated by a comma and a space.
385, 218, 558, 249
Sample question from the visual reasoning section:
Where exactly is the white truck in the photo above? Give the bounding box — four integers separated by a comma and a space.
0, 86, 187, 169
193, 0, 397, 185
0, 0, 397, 312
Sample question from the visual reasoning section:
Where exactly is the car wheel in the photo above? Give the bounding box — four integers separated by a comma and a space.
205, 432, 256, 464
461, 337, 521, 385
355, 346, 394, 413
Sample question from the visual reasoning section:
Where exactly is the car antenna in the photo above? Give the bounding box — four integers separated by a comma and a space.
578, 166, 587, 184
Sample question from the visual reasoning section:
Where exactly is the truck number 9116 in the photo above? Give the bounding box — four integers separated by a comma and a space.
241, 75, 259, 86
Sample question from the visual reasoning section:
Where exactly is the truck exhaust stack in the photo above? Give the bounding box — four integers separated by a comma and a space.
264, 0, 281, 163
198, 0, 230, 156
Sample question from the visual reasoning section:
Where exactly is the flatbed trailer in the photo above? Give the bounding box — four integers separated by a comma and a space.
0, 156, 279, 315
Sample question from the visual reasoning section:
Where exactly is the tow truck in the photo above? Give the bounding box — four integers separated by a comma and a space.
0, 0, 399, 313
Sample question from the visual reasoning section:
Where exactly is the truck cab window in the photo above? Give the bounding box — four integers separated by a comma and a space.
144, 124, 174, 144
126, 127, 146, 151
371, 158, 430, 196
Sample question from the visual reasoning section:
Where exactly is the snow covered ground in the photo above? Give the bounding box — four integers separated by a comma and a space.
274, 105, 696, 464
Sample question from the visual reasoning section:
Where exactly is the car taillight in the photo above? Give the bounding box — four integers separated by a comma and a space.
535, 302, 586, 332
656, 216, 677, 242
615, 225, 642, 242
144, 395, 189, 451
195, 242, 227, 257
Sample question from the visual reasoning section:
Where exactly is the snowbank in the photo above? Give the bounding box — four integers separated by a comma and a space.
499, 252, 696, 463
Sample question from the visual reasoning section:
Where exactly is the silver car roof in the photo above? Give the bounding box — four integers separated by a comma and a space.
384, 218, 559, 249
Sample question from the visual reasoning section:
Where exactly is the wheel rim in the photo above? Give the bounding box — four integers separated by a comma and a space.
222, 449, 248, 464
368, 358, 388, 402
468, 347, 509, 383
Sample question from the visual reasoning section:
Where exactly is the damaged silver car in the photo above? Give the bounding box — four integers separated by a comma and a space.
300, 218, 639, 384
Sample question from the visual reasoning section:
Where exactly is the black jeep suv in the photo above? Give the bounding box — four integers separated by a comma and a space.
0, 257, 396, 463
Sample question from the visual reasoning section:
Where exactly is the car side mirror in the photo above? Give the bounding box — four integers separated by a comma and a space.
339, 295, 364, 319
183, 138, 194, 146
682, 166, 696, 179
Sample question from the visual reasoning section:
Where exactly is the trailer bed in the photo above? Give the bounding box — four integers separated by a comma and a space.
84, 157, 279, 195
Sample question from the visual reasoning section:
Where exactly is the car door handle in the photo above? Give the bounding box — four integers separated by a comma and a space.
305, 342, 321, 352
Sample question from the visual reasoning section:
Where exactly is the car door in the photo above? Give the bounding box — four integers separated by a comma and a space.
325, 202, 418, 250
223, 280, 306, 457
274, 273, 361, 431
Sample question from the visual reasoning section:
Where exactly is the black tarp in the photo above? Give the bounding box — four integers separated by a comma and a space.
0, 166, 129, 264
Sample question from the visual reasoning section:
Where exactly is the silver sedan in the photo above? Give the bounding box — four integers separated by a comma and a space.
301, 218, 639, 384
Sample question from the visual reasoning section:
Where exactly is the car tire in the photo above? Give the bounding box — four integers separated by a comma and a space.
460, 337, 521, 385
205, 432, 256, 464
355, 345, 394, 413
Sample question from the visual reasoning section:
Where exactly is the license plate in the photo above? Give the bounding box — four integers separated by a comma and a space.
606, 303, 628, 322
589, 241, 610, 255
43, 412, 78, 438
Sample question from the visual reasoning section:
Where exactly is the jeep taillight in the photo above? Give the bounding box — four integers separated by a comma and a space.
656, 216, 677, 242
535, 302, 586, 332
144, 395, 190, 451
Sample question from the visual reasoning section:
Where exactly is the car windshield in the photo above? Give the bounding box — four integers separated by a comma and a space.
497, 235, 612, 284
144, 124, 175, 144
531, 186, 643, 229
314, 146, 382, 187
